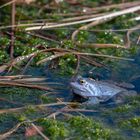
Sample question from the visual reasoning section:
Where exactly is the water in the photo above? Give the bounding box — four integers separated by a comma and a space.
0, 53, 140, 139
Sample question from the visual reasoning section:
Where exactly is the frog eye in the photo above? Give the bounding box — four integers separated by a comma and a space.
80, 79, 86, 84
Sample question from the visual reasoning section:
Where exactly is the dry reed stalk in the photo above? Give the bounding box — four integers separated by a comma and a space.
0, 81, 52, 91
0, 102, 78, 114
25, 6, 140, 31
125, 24, 140, 48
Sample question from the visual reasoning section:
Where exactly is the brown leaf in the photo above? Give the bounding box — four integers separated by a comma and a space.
25, 126, 43, 137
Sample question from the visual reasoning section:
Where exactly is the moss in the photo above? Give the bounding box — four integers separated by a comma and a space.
0, 87, 47, 105
119, 117, 140, 137
37, 116, 124, 139
112, 104, 133, 113
62, 39, 74, 49
68, 116, 114, 139
38, 118, 69, 139
54, 29, 70, 39
16, 114, 27, 122
0, 37, 10, 46
0, 1, 140, 139
77, 30, 90, 44
40, 95, 55, 103
96, 31, 124, 45
0, 50, 9, 64
58, 54, 77, 75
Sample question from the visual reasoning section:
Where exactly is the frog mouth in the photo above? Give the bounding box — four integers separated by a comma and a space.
70, 83, 86, 92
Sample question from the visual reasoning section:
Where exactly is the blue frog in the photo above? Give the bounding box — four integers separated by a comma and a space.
70, 76, 137, 104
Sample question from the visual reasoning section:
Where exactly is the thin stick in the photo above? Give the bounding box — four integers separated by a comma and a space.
21, 56, 34, 74
10, 1, 16, 59
75, 55, 80, 74
37, 50, 134, 65
77, 43, 125, 48
0, 102, 78, 114
25, 6, 140, 31
62, 108, 98, 113
88, 1, 140, 11
125, 24, 140, 48
81, 56, 106, 68
71, 18, 111, 42
0, 0, 16, 9
0, 81, 52, 91
30, 122, 49, 140
74, 52, 134, 61
0, 122, 22, 140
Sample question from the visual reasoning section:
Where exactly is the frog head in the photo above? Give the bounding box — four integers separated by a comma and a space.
70, 76, 97, 98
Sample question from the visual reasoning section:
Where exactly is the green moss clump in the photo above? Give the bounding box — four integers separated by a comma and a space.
120, 117, 140, 136
0, 87, 46, 105
125, 117, 140, 128
58, 54, 77, 75
112, 104, 132, 113
37, 116, 122, 139
0, 50, 9, 64
16, 114, 27, 122
54, 29, 70, 39
0, 37, 10, 46
62, 40, 74, 49
38, 118, 69, 139
77, 30, 90, 44
96, 31, 124, 45
68, 116, 114, 139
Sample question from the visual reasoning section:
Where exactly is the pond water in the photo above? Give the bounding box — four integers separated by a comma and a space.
0, 48, 140, 139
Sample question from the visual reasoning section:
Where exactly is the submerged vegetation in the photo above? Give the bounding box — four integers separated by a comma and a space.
0, 0, 140, 139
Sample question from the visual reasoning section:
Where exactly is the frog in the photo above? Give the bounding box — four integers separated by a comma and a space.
70, 76, 137, 104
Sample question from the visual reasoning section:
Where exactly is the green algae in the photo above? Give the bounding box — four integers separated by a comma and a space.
36, 116, 123, 140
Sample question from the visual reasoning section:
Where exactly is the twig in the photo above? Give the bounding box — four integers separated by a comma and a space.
25, 6, 140, 31
0, 47, 134, 73
0, 0, 16, 9
125, 24, 140, 48
61, 108, 98, 113
76, 43, 125, 48
137, 36, 140, 44
0, 81, 52, 91
37, 50, 134, 65
30, 122, 49, 140
71, 17, 111, 41
0, 102, 78, 114
81, 56, 107, 68
61, 13, 107, 22
0, 122, 22, 140
74, 52, 134, 61
71, 15, 126, 49
87, 1, 140, 11
75, 55, 80, 74
0, 75, 31, 79
37, 52, 69, 65
10, 1, 16, 59
21, 56, 35, 74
